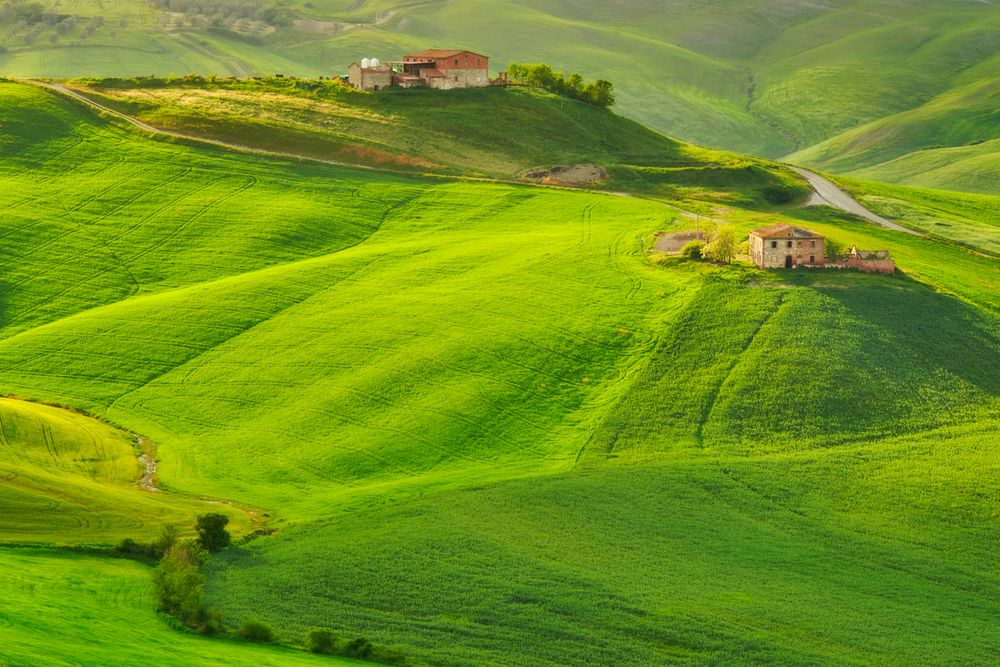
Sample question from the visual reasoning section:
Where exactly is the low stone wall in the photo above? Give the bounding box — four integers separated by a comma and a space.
826, 258, 896, 274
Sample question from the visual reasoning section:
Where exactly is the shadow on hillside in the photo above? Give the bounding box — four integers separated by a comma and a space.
790, 271, 999, 396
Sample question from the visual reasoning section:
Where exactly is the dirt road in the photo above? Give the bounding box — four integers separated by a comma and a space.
789, 166, 919, 235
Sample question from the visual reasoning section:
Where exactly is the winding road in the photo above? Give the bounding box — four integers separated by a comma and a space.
789, 166, 919, 235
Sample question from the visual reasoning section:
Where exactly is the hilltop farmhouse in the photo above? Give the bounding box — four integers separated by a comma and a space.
348, 49, 493, 90
749, 224, 826, 268
749, 224, 895, 274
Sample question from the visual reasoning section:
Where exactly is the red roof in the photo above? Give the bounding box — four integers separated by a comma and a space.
749, 223, 823, 239
421, 68, 446, 78
408, 48, 487, 59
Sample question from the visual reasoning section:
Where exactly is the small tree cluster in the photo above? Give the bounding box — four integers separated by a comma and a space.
703, 226, 739, 264
506, 62, 615, 108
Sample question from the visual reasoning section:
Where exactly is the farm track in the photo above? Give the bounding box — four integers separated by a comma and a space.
790, 166, 920, 234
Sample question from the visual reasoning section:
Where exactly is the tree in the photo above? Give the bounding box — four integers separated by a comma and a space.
195, 513, 231, 552
825, 237, 845, 260
154, 542, 206, 626
703, 225, 738, 264
582, 79, 615, 108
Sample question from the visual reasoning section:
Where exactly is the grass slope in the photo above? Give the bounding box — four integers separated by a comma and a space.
62, 79, 809, 208
0, 398, 249, 544
0, 548, 354, 666
789, 78, 1000, 194
0, 79, 997, 665
1, 0, 998, 178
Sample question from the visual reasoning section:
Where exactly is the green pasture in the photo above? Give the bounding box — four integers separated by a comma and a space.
0, 397, 250, 544
0, 78, 997, 665
0, 548, 354, 665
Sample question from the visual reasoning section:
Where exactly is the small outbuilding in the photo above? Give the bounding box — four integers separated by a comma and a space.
748, 224, 826, 269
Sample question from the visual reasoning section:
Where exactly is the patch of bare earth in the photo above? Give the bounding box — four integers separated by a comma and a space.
654, 230, 708, 254
521, 163, 607, 186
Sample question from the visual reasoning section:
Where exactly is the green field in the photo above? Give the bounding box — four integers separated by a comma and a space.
0, 548, 355, 665
2, 0, 999, 193
0, 74, 998, 666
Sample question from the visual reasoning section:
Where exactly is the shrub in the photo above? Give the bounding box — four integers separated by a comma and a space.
153, 542, 206, 627
680, 240, 705, 259
238, 619, 276, 643
308, 628, 337, 654
344, 637, 374, 658
195, 513, 231, 552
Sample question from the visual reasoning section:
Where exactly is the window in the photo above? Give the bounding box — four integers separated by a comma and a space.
809, 255, 815, 264
771, 241, 777, 249
810, 240, 816, 248
477, 59, 481, 66
787, 241, 793, 248
454, 59, 459, 65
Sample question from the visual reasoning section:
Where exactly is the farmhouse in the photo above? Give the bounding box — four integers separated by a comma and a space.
749, 224, 826, 269
348, 49, 492, 90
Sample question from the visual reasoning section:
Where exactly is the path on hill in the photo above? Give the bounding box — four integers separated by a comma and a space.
30, 81, 386, 174
31, 81, 922, 238
789, 166, 919, 235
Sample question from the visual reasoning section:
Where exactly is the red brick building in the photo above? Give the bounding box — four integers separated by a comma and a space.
388, 49, 490, 89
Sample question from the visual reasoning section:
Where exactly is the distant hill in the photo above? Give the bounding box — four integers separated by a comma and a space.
1, 0, 998, 193
62, 77, 810, 208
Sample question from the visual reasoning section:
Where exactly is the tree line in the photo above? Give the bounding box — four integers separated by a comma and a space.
506, 62, 615, 108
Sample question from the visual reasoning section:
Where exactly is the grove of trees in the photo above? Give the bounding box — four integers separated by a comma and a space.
506, 62, 615, 108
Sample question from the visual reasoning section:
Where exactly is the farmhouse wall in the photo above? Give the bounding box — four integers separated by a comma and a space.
749, 234, 825, 268
426, 68, 490, 89
347, 63, 393, 91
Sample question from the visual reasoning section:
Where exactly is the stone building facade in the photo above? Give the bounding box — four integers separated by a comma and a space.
748, 224, 826, 269
348, 49, 491, 90
347, 62, 393, 91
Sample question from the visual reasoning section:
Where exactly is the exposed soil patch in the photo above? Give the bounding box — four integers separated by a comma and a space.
136, 437, 161, 493
521, 163, 607, 186
654, 230, 708, 254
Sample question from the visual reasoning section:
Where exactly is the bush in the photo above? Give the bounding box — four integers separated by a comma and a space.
153, 542, 206, 627
238, 619, 276, 643
195, 513, 231, 552
308, 628, 337, 654
680, 240, 705, 259
344, 637, 374, 658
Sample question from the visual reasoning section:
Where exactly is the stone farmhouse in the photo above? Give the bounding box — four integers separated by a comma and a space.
748, 223, 895, 274
749, 224, 826, 269
348, 49, 492, 91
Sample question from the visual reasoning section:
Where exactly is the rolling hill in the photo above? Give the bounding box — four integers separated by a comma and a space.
1, 0, 998, 194
0, 77, 998, 666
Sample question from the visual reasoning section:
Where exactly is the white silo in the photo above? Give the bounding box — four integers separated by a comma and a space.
361, 57, 371, 69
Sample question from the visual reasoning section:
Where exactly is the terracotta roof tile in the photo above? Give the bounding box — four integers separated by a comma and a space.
749, 223, 823, 239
